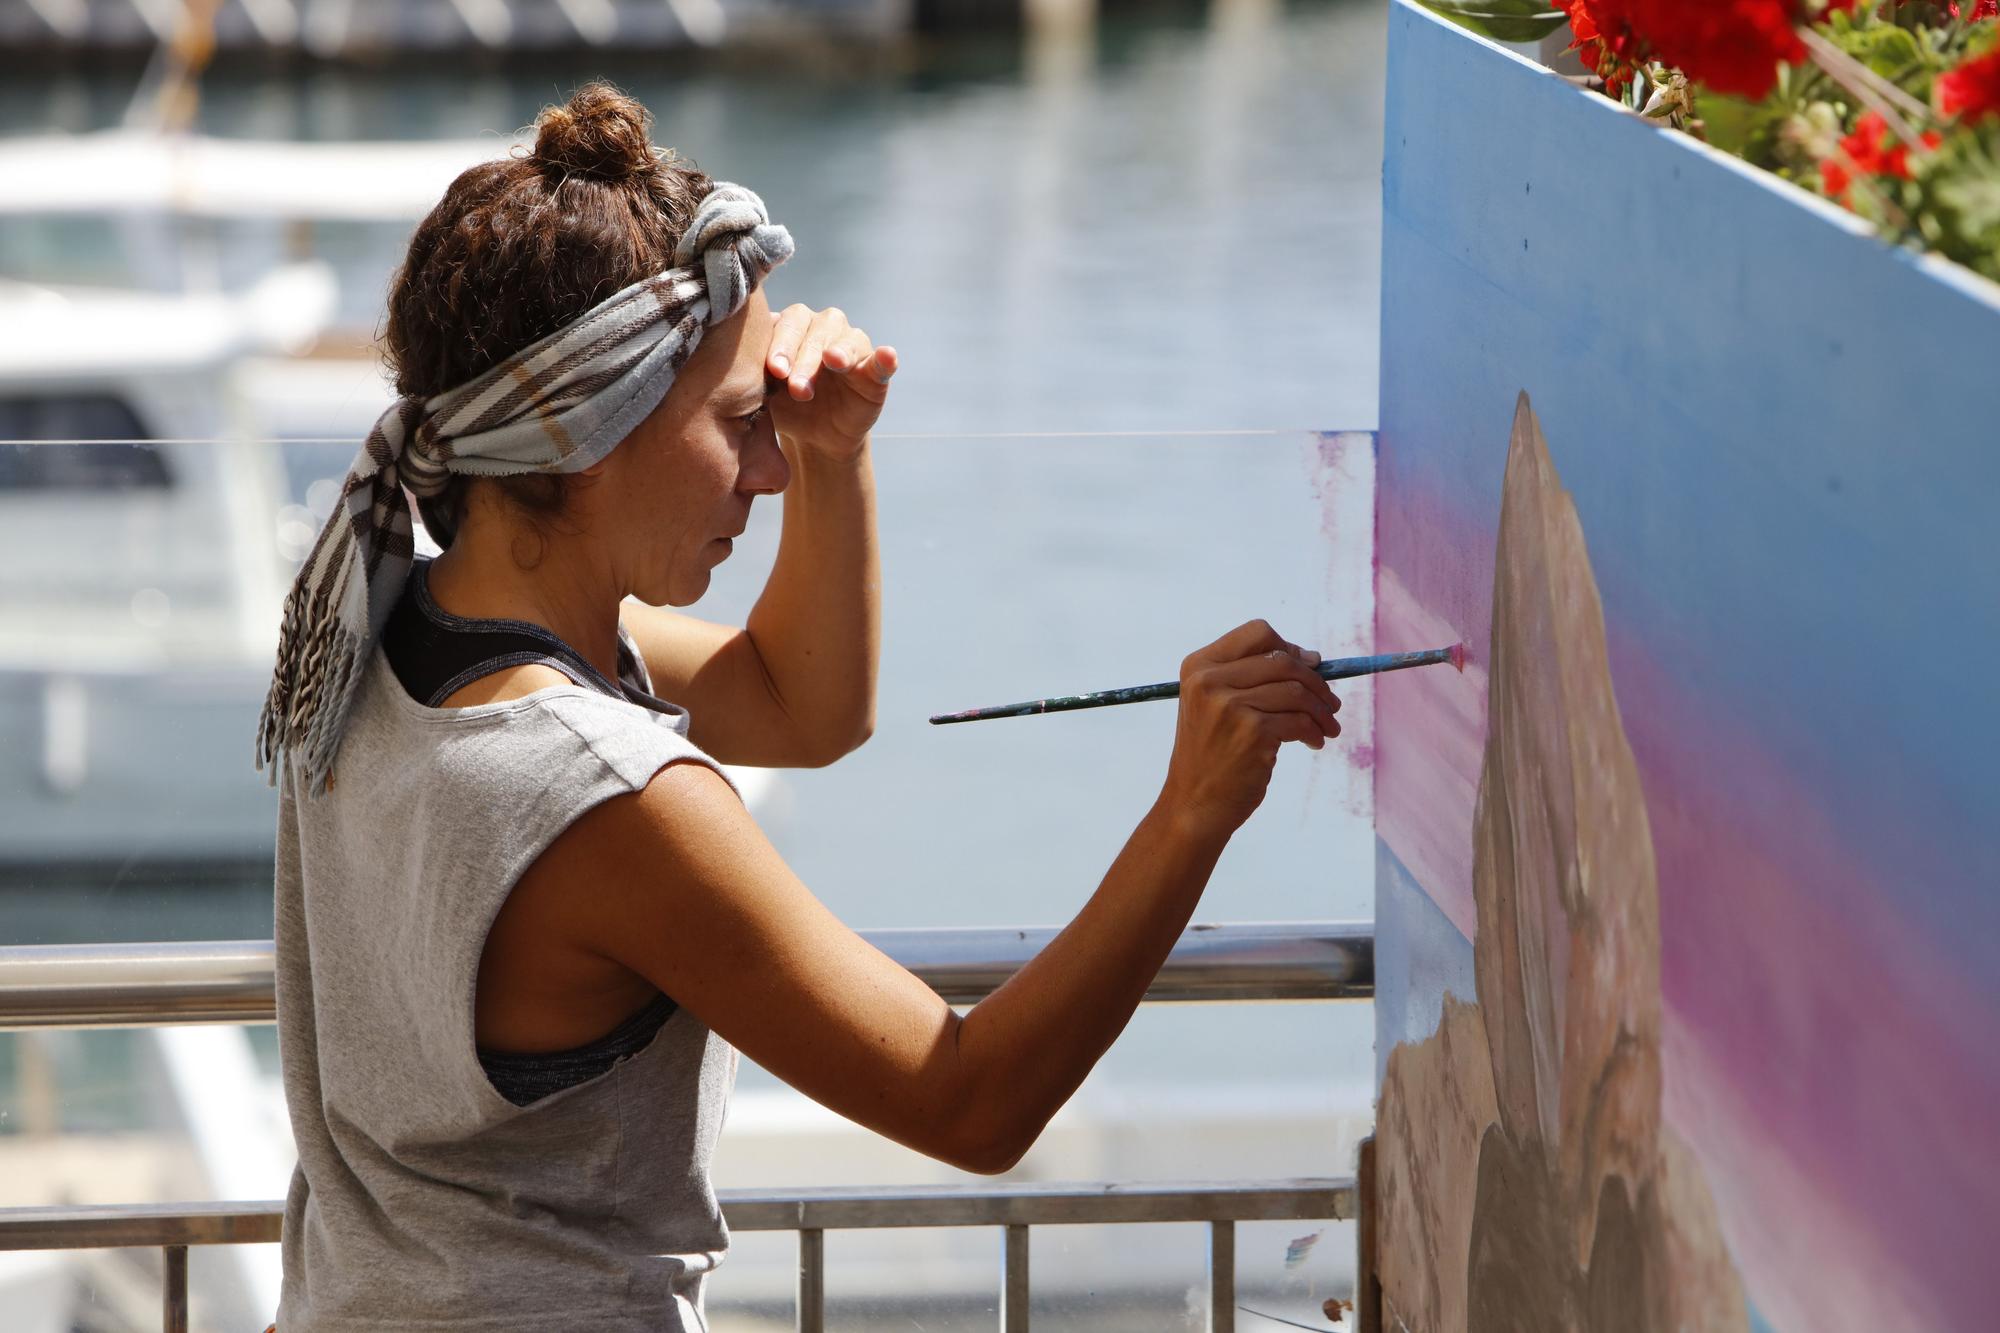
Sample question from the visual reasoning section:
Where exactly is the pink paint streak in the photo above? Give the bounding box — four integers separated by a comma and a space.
1307, 430, 1379, 828
1375, 566, 1486, 937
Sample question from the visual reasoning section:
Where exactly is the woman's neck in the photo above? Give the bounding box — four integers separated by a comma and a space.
425, 524, 625, 685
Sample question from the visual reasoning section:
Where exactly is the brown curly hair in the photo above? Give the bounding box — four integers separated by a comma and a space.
383, 82, 716, 545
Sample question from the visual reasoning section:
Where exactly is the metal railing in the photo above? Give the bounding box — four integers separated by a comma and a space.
0, 1179, 1359, 1333
0, 921, 1376, 1332
0, 920, 1373, 1030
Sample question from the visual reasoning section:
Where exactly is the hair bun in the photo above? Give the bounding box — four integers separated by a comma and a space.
532, 83, 658, 183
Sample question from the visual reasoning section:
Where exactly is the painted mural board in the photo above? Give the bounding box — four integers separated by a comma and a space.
1371, 4, 2000, 1331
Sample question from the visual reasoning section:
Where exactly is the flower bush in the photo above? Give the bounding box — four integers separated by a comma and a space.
1422, 0, 2000, 282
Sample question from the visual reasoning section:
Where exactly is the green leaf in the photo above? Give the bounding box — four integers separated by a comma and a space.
1692, 88, 1802, 170
1696, 92, 1766, 156
1414, 0, 1569, 45
1832, 22, 1925, 81
1935, 168, 2000, 237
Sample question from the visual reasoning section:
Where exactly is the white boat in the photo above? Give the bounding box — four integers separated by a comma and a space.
0, 263, 331, 873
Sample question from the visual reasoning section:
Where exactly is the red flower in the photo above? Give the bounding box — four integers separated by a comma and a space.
1629, 0, 1807, 100
1556, 0, 1645, 95
1558, 0, 1808, 100
1936, 47, 2000, 124
1819, 110, 1942, 207
1946, 1, 1999, 19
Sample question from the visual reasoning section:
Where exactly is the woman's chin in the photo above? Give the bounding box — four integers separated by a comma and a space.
635, 569, 704, 609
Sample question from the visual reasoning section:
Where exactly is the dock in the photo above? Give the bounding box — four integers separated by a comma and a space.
0, 0, 916, 58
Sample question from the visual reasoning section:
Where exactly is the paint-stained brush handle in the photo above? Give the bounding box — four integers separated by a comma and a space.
928, 645, 1464, 725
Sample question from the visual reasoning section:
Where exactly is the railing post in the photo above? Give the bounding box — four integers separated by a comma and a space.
1001, 1223, 1030, 1331
1356, 1135, 1380, 1333
797, 1227, 824, 1333
163, 1243, 188, 1333
1208, 1219, 1235, 1333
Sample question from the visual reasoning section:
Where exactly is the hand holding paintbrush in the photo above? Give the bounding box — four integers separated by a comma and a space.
929, 643, 1464, 725
928, 619, 1461, 839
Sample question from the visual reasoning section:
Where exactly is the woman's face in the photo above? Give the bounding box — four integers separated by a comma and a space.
593, 286, 790, 607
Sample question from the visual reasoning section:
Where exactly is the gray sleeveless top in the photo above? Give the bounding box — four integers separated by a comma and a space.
272, 621, 744, 1331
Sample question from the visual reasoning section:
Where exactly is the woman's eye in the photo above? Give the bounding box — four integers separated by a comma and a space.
739, 405, 768, 429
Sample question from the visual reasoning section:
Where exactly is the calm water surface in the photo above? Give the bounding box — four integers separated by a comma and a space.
1, 0, 1385, 433
0, 0, 1387, 1163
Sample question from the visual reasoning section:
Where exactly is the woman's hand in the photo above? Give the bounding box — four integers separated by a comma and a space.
1159, 619, 1341, 839
764, 303, 899, 462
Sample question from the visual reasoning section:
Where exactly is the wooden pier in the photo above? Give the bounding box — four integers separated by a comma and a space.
0, 0, 1175, 57
0, 0, 916, 57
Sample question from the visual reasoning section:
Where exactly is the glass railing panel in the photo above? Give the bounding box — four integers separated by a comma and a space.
797, 1219, 1358, 1332
1, 426, 1376, 1325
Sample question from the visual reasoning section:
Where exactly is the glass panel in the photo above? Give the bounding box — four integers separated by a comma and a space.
705, 425, 1376, 1098
797, 1219, 1362, 1330
1020, 1222, 1208, 1332
1, 426, 1374, 1324
1238, 1217, 1360, 1328
820, 1226, 1002, 1332
1, 424, 1374, 1326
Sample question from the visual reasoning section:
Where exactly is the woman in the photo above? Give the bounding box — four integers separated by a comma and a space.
256, 82, 1343, 1331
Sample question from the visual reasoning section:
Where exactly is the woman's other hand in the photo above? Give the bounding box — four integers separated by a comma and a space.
764, 304, 898, 460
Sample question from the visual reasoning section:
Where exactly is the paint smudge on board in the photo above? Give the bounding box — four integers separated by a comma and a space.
1376, 395, 1744, 1333
1304, 430, 1377, 822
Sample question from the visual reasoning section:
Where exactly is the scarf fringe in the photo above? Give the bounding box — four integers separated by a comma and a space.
255, 550, 369, 797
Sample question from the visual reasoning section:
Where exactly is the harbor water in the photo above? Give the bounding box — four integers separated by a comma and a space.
0, 0, 1388, 1324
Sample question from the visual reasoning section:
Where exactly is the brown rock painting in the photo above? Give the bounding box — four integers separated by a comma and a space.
1376, 394, 1746, 1333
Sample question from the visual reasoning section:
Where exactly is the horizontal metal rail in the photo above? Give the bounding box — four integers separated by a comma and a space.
0, 1179, 1356, 1333
0, 920, 1372, 1030
0, 1179, 1355, 1249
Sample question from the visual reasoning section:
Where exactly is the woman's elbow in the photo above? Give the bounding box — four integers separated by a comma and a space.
936, 1097, 1038, 1176
942, 1122, 1031, 1177
796, 716, 874, 768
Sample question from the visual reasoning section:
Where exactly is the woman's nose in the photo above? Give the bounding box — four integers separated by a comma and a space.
743, 416, 790, 496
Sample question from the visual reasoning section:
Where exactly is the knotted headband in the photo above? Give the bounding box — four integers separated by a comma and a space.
255, 181, 794, 795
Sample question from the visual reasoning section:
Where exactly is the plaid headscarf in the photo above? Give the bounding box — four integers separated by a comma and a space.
255, 181, 794, 795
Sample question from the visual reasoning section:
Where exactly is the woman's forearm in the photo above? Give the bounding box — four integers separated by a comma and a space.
948, 798, 1232, 1171
744, 435, 881, 763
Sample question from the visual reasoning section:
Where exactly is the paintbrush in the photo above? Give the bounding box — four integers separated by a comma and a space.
929, 645, 1465, 725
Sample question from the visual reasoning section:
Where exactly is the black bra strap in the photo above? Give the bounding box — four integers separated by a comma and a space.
383, 557, 629, 708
